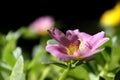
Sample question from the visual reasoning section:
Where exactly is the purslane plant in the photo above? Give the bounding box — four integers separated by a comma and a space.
46, 28, 109, 80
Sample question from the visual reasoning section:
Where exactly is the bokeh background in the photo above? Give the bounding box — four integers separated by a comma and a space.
0, 0, 119, 57
0, 0, 119, 33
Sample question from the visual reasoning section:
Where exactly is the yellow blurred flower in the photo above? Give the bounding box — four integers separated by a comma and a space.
100, 2, 120, 27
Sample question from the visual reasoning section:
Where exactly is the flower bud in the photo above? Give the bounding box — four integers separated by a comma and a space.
30, 16, 55, 35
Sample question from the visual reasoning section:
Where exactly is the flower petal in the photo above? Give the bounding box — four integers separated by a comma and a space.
76, 48, 104, 58
30, 16, 54, 33
48, 28, 70, 46
74, 40, 98, 58
46, 44, 76, 61
82, 48, 104, 58
79, 32, 91, 40
74, 41, 91, 57
92, 38, 109, 50
88, 31, 105, 46
92, 48, 104, 54
66, 29, 80, 45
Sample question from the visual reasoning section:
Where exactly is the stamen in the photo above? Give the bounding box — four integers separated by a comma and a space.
66, 43, 79, 55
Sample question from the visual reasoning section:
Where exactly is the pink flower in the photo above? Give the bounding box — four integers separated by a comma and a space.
30, 16, 55, 35
46, 28, 109, 61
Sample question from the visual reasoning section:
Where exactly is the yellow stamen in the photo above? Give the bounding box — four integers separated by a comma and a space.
66, 43, 79, 55
79, 41, 87, 50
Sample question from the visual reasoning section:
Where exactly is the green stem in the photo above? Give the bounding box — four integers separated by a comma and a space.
40, 36, 50, 47
58, 63, 70, 80
39, 66, 51, 80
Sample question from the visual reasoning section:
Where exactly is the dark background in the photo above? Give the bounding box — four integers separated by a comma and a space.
0, 0, 119, 34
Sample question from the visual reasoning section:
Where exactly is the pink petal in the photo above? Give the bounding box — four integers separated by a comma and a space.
92, 48, 104, 54
79, 32, 91, 40
81, 48, 104, 58
46, 44, 76, 61
74, 40, 101, 58
48, 28, 70, 47
76, 48, 104, 58
74, 42, 92, 58
92, 38, 109, 50
30, 16, 54, 33
66, 29, 80, 45
88, 31, 105, 46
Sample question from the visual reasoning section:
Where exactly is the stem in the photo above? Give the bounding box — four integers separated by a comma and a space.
39, 66, 51, 80
58, 63, 70, 80
40, 36, 50, 47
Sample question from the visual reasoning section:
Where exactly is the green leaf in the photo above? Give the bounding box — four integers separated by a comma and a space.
0, 60, 12, 72
109, 47, 120, 70
47, 39, 59, 45
27, 63, 45, 80
94, 53, 105, 67
101, 46, 111, 63
0, 34, 6, 46
6, 31, 20, 40
0, 61, 11, 79
32, 45, 45, 58
104, 46, 112, 55
9, 48, 25, 80
1, 31, 20, 67
28, 49, 46, 70
18, 27, 39, 39
68, 65, 90, 80
41, 59, 67, 68
13, 47, 22, 59
99, 76, 105, 80
83, 61, 99, 75
0, 73, 4, 80
114, 71, 120, 80
89, 73, 98, 80
0, 34, 6, 59
2, 41, 16, 67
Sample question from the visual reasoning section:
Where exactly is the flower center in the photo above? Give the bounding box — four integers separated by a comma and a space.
66, 43, 79, 55
66, 40, 92, 55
